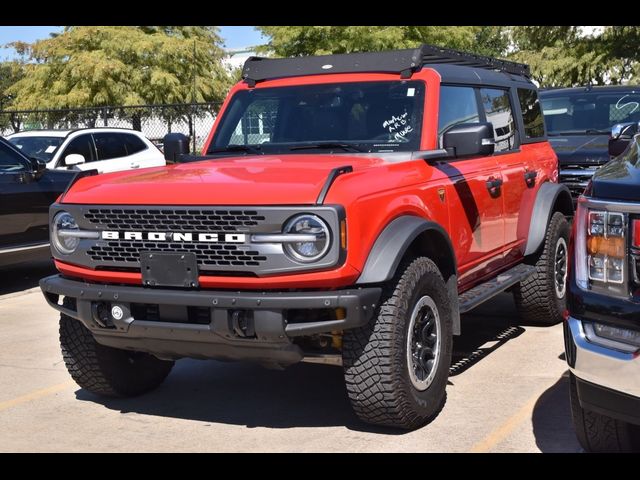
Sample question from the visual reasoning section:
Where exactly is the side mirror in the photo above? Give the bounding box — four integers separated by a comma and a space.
611, 122, 639, 140
609, 122, 639, 158
443, 122, 495, 158
29, 157, 47, 179
65, 154, 85, 166
163, 133, 190, 163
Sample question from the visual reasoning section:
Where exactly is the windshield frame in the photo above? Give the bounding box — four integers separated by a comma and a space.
207, 79, 427, 156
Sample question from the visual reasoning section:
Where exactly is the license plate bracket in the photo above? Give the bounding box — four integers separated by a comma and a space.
140, 252, 199, 288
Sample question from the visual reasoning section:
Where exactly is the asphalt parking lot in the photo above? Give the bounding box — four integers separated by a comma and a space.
0, 260, 582, 452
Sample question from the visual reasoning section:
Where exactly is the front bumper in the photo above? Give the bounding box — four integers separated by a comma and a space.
40, 274, 381, 365
565, 316, 640, 401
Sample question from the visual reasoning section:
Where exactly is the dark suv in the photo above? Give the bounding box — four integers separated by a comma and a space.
541, 86, 640, 202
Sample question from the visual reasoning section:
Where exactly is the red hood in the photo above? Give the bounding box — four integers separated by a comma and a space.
62, 155, 388, 205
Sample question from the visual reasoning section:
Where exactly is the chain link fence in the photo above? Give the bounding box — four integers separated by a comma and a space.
0, 102, 222, 153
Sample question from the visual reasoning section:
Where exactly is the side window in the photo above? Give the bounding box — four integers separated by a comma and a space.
517, 88, 545, 139
119, 133, 147, 155
61, 134, 96, 163
480, 88, 516, 152
93, 133, 128, 160
229, 99, 279, 145
0, 142, 28, 172
438, 86, 480, 139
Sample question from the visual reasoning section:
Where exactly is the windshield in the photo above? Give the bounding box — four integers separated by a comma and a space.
8, 136, 64, 162
209, 81, 425, 154
541, 90, 640, 136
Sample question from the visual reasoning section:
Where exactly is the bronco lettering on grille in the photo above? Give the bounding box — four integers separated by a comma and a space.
100, 231, 246, 243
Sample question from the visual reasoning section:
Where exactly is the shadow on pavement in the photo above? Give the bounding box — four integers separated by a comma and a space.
75, 293, 531, 432
531, 372, 582, 452
75, 360, 398, 433
0, 260, 56, 297
452, 293, 525, 377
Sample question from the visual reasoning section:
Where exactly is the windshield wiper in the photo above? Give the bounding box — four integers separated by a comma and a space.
207, 145, 263, 155
289, 142, 367, 152
548, 129, 610, 136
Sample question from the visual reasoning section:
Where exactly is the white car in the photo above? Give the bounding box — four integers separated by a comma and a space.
6, 128, 166, 174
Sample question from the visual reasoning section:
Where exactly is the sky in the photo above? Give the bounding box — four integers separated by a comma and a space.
0, 26, 264, 60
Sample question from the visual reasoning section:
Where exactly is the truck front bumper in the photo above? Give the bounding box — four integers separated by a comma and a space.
565, 316, 640, 425
40, 274, 381, 366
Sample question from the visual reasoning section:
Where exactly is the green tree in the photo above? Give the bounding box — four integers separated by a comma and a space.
509, 26, 639, 87
0, 60, 26, 131
256, 26, 509, 57
8, 26, 231, 110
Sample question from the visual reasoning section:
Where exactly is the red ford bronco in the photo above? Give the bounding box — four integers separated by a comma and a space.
40, 45, 573, 429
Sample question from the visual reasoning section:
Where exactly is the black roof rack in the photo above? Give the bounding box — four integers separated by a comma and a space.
242, 44, 530, 86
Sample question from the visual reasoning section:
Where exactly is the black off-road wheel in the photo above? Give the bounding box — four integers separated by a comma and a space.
513, 211, 570, 325
342, 257, 452, 430
569, 373, 640, 452
60, 298, 174, 397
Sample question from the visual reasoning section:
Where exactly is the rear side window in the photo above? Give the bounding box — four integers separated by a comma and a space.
480, 88, 516, 152
119, 133, 147, 155
93, 133, 128, 160
518, 88, 545, 139
62, 134, 96, 163
438, 86, 480, 137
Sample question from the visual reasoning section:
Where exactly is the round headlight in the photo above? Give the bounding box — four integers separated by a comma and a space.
283, 214, 330, 263
52, 211, 80, 255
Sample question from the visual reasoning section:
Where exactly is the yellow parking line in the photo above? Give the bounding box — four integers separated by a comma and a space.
470, 394, 539, 453
0, 381, 75, 413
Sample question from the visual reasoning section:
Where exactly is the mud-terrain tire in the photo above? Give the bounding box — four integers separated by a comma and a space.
59, 298, 174, 397
343, 257, 452, 429
569, 373, 640, 452
513, 211, 570, 325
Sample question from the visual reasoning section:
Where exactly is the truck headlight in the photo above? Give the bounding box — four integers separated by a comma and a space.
283, 214, 330, 263
52, 211, 80, 254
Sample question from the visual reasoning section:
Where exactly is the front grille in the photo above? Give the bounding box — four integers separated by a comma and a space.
560, 166, 599, 200
54, 203, 342, 276
84, 208, 266, 232
87, 241, 267, 268
564, 181, 589, 200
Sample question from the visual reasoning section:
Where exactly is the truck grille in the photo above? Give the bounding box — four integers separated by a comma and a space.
83, 208, 266, 232
87, 242, 267, 268
560, 166, 600, 201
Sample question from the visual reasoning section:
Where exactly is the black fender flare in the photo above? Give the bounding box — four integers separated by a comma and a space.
356, 216, 456, 285
524, 182, 573, 256
356, 216, 461, 335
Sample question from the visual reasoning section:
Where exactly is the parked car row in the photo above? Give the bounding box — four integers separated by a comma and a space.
0, 128, 166, 267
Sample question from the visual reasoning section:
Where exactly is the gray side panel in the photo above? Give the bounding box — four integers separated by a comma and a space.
524, 183, 572, 256
356, 216, 449, 284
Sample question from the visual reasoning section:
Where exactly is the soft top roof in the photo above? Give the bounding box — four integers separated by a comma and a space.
242, 44, 531, 87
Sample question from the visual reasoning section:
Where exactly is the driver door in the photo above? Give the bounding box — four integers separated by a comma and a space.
0, 141, 49, 248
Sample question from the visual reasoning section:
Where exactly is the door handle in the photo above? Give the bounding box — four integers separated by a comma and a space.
486, 177, 503, 197
524, 170, 537, 188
